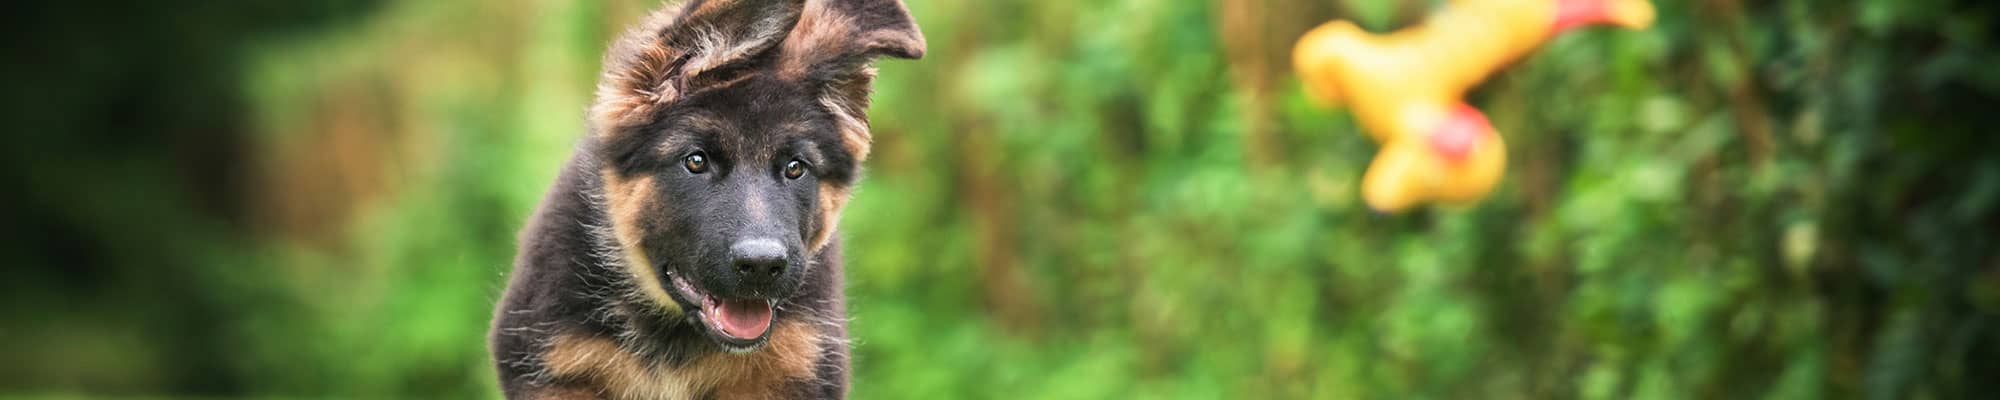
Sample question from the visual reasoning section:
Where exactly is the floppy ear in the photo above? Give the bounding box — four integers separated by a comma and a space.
778, 0, 926, 84
591, 0, 807, 133
778, 0, 926, 161
780, 0, 926, 74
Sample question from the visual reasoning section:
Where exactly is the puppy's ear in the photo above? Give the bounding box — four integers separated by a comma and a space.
778, 0, 926, 161
592, 0, 807, 133
779, 0, 925, 79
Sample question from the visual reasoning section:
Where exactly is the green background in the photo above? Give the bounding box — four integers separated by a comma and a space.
4, 0, 1997, 398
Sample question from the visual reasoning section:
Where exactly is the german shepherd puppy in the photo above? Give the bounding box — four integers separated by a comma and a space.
489, 0, 923, 398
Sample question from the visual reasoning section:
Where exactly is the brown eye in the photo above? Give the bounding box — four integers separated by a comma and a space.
684, 151, 708, 173
783, 160, 807, 179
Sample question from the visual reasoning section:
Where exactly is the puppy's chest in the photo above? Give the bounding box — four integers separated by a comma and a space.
539, 320, 824, 399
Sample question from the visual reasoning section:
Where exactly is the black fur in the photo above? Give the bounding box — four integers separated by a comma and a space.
488, 0, 923, 398
490, 147, 849, 396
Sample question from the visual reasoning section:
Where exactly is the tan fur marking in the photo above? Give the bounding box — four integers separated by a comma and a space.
540, 321, 825, 399
811, 183, 851, 252
777, 0, 860, 80
704, 320, 825, 399
599, 170, 682, 315
818, 93, 873, 161
543, 334, 688, 399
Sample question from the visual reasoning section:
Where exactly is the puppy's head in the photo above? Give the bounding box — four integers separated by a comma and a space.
588, 0, 923, 352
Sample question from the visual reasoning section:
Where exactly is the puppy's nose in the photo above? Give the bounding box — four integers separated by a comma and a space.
731, 238, 788, 280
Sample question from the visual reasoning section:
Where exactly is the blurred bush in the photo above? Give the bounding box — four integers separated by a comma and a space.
2, 0, 1995, 398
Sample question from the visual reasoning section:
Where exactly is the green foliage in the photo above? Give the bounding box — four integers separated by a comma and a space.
3, 0, 1996, 398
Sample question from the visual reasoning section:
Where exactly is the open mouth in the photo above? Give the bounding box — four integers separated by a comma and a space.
666, 271, 776, 352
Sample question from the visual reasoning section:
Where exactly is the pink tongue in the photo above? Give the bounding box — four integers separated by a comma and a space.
713, 299, 773, 339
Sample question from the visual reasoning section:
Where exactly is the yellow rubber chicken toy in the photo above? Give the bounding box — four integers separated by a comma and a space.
1294, 0, 1655, 212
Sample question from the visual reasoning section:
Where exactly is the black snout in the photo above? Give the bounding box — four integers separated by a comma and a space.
730, 238, 788, 285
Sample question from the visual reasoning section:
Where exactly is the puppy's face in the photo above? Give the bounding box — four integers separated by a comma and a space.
588, 0, 923, 352
600, 77, 855, 350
